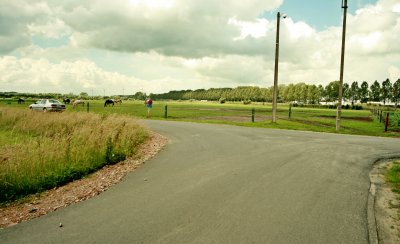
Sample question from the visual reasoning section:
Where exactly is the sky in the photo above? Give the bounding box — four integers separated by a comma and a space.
0, 0, 399, 96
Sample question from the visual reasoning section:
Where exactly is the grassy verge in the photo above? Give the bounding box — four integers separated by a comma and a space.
386, 162, 400, 194
0, 107, 148, 203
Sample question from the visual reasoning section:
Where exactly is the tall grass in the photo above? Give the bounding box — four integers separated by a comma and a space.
0, 108, 148, 203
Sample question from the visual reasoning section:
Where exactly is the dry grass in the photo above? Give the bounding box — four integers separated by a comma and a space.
0, 108, 148, 203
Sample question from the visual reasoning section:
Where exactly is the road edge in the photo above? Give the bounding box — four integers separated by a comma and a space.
369, 157, 400, 244
368, 176, 378, 244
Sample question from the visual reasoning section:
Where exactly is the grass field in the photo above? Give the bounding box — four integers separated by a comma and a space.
2, 99, 399, 137
0, 107, 148, 203
0, 99, 398, 202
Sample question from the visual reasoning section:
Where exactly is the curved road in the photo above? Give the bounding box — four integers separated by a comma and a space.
1, 120, 400, 243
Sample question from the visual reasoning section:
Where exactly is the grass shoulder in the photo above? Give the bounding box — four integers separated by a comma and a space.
381, 161, 400, 242
386, 162, 400, 194
0, 107, 148, 203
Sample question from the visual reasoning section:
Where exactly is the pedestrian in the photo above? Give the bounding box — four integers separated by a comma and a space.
145, 97, 153, 117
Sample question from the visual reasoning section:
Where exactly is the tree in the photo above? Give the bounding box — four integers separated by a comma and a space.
261, 87, 273, 102
325, 81, 340, 102
381, 78, 392, 105
360, 81, 369, 103
369, 80, 381, 102
79, 92, 89, 99
392, 79, 400, 107
299, 83, 309, 103
318, 85, 325, 103
349, 81, 359, 105
133, 91, 147, 100
343, 83, 350, 101
308, 85, 320, 104
286, 84, 296, 102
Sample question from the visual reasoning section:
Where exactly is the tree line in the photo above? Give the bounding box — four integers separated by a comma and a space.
2, 78, 399, 106
151, 78, 400, 106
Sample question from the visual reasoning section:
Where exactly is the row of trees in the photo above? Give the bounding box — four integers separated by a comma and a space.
2, 78, 399, 106
323, 79, 400, 105
151, 78, 400, 105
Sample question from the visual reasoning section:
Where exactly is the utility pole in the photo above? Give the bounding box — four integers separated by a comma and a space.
272, 12, 282, 123
336, 0, 348, 131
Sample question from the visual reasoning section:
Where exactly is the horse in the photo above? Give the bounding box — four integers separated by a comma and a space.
113, 99, 122, 105
18, 98, 25, 104
104, 99, 114, 107
72, 100, 85, 108
63, 98, 70, 104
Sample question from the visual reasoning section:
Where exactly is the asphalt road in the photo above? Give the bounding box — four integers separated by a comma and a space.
1, 120, 400, 244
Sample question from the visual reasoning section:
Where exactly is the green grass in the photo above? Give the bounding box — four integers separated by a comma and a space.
0, 107, 148, 203
2, 99, 399, 137
0, 99, 398, 203
386, 162, 400, 194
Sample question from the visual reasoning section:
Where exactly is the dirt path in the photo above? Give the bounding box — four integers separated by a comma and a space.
0, 132, 168, 229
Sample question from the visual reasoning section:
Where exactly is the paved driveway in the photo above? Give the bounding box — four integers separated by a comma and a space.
1, 121, 399, 243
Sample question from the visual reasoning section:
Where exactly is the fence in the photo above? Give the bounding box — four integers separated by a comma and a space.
372, 109, 400, 132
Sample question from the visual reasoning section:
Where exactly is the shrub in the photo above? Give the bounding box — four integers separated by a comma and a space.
219, 97, 226, 104
351, 105, 363, 110
243, 100, 252, 105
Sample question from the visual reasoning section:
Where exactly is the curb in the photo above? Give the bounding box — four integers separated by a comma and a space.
367, 181, 378, 244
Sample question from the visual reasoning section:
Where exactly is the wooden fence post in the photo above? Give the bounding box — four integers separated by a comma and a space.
164, 104, 168, 119
251, 108, 255, 122
288, 103, 292, 119
87, 102, 90, 113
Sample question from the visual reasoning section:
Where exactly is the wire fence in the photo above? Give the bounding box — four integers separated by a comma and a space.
372, 109, 400, 132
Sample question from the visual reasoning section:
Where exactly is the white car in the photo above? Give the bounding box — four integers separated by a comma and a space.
29, 99, 66, 112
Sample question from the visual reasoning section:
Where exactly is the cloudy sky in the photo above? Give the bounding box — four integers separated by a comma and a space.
0, 0, 399, 96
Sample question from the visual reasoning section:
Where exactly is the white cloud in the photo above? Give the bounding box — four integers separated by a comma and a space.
28, 18, 71, 39
228, 17, 270, 40
0, 56, 147, 95
393, 3, 400, 13
49, 0, 283, 58
0, 0, 399, 95
0, 1, 51, 53
388, 66, 400, 82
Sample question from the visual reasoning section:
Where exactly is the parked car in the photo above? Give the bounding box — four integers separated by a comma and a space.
29, 99, 66, 112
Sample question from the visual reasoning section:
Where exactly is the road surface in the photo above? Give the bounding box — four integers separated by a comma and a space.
1, 120, 400, 243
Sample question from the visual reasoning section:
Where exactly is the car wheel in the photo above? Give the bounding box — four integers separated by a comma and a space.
43, 108, 47, 112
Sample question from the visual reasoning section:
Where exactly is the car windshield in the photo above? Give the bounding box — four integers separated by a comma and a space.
49, 100, 60, 104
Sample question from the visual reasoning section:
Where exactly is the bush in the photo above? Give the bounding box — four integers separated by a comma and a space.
243, 100, 252, 105
219, 97, 226, 104
351, 105, 363, 110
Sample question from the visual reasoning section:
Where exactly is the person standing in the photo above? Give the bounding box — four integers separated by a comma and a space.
145, 97, 153, 117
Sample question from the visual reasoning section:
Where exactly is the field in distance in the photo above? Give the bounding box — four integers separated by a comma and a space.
3, 99, 399, 138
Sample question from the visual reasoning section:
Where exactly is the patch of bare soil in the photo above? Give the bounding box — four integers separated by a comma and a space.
0, 132, 168, 229
196, 115, 271, 122
318, 115, 373, 122
370, 160, 400, 244
290, 118, 332, 127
